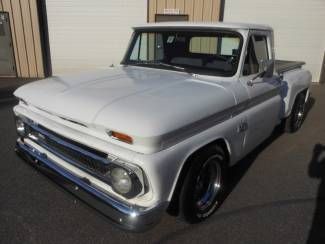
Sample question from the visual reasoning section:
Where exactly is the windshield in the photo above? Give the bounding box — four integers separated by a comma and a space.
123, 29, 243, 77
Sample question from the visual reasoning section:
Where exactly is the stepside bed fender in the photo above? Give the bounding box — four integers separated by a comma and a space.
281, 69, 312, 118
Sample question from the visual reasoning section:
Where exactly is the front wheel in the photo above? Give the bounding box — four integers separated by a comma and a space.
179, 145, 228, 223
285, 92, 306, 133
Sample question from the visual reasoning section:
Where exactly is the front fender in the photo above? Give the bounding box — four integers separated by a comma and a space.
134, 113, 245, 204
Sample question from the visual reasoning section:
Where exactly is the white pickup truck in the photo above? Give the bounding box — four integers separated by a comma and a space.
13, 22, 311, 231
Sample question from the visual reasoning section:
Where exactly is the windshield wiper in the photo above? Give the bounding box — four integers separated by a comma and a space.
129, 61, 191, 74
154, 62, 186, 71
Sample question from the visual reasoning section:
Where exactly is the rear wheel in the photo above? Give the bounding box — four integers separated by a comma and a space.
285, 92, 306, 133
179, 145, 228, 223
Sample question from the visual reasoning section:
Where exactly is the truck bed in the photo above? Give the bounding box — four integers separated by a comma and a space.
275, 60, 305, 74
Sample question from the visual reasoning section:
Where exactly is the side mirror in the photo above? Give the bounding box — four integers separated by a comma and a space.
247, 60, 274, 86
261, 59, 274, 77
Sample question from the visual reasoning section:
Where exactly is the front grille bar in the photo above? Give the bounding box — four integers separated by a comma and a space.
24, 121, 114, 183
27, 122, 109, 164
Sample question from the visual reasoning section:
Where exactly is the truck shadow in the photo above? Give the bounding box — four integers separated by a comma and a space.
307, 143, 325, 244
228, 97, 315, 196
227, 120, 282, 197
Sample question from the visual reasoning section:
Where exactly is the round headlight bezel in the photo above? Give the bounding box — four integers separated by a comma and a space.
15, 117, 26, 137
108, 165, 143, 199
110, 167, 132, 194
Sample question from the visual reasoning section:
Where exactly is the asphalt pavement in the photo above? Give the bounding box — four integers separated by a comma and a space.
0, 85, 324, 244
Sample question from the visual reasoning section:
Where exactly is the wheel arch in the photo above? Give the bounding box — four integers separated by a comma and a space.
166, 137, 230, 216
282, 68, 311, 118
286, 87, 309, 117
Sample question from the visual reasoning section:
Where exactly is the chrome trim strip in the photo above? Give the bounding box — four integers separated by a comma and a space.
58, 116, 87, 127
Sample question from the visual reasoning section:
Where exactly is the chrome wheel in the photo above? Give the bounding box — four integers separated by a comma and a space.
285, 92, 307, 133
194, 156, 222, 211
293, 95, 306, 131
179, 145, 227, 223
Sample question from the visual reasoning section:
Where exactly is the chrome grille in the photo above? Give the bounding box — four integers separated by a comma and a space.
26, 122, 113, 182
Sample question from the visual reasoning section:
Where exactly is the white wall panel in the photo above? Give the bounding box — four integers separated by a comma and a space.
46, 0, 147, 74
224, 0, 325, 82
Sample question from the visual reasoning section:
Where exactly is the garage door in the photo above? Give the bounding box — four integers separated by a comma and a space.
223, 0, 325, 83
45, 0, 147, 74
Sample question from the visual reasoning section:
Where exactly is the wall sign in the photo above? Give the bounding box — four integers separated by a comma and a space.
163, 9, 180, 15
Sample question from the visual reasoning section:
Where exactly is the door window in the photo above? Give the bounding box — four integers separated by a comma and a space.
130, 32, 164, 62
243, 35, 269, 76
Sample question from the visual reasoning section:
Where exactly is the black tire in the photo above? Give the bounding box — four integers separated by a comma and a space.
179, 145, 228, 223
285, 92, 306, 133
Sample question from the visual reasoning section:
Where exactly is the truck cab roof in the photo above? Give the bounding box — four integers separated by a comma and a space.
133, 22, 273, 31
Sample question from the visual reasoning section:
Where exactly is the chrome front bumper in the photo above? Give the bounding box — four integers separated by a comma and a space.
15, 139, 167, 231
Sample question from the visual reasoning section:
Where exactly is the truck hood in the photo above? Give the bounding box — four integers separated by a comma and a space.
15, 66, 236, 151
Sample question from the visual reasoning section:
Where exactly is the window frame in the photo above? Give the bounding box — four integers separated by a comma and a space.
121, 28, 244, 77
241, 31, 272, 77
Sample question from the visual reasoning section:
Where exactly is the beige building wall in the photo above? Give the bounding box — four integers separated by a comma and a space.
148, 0, 221, 22
148, 0, 222, 54
223, 0, 325, 83
0, 0, 44, 78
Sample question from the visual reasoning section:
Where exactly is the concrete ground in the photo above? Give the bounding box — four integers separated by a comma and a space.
0, 85, 324, 244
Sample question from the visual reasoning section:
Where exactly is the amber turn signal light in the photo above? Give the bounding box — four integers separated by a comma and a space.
110, 131, 133, 144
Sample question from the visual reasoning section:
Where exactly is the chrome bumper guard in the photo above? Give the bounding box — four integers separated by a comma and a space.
15, 139, 167, 231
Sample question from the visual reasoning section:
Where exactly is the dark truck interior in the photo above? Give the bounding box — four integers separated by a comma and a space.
125, 30, 242, 77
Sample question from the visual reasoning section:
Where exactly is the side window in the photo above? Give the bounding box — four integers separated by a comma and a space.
130, 33, 164, 61
243, 35, 269, 76
189, 36, 240, 56
190, 37, 218, 54
130, 35, 140, 60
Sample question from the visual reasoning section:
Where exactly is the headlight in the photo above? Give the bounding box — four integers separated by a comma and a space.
108, 165, 143, 198
110, 167, 132, 194
15, 117, 26, 137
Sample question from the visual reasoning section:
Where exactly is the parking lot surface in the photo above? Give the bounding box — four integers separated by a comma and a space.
0, 85, 324, 244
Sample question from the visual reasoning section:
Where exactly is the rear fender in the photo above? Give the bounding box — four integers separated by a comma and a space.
281, 69, 312, 117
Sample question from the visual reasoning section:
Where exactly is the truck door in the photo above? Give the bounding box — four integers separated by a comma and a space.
239, 30, 282, 154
